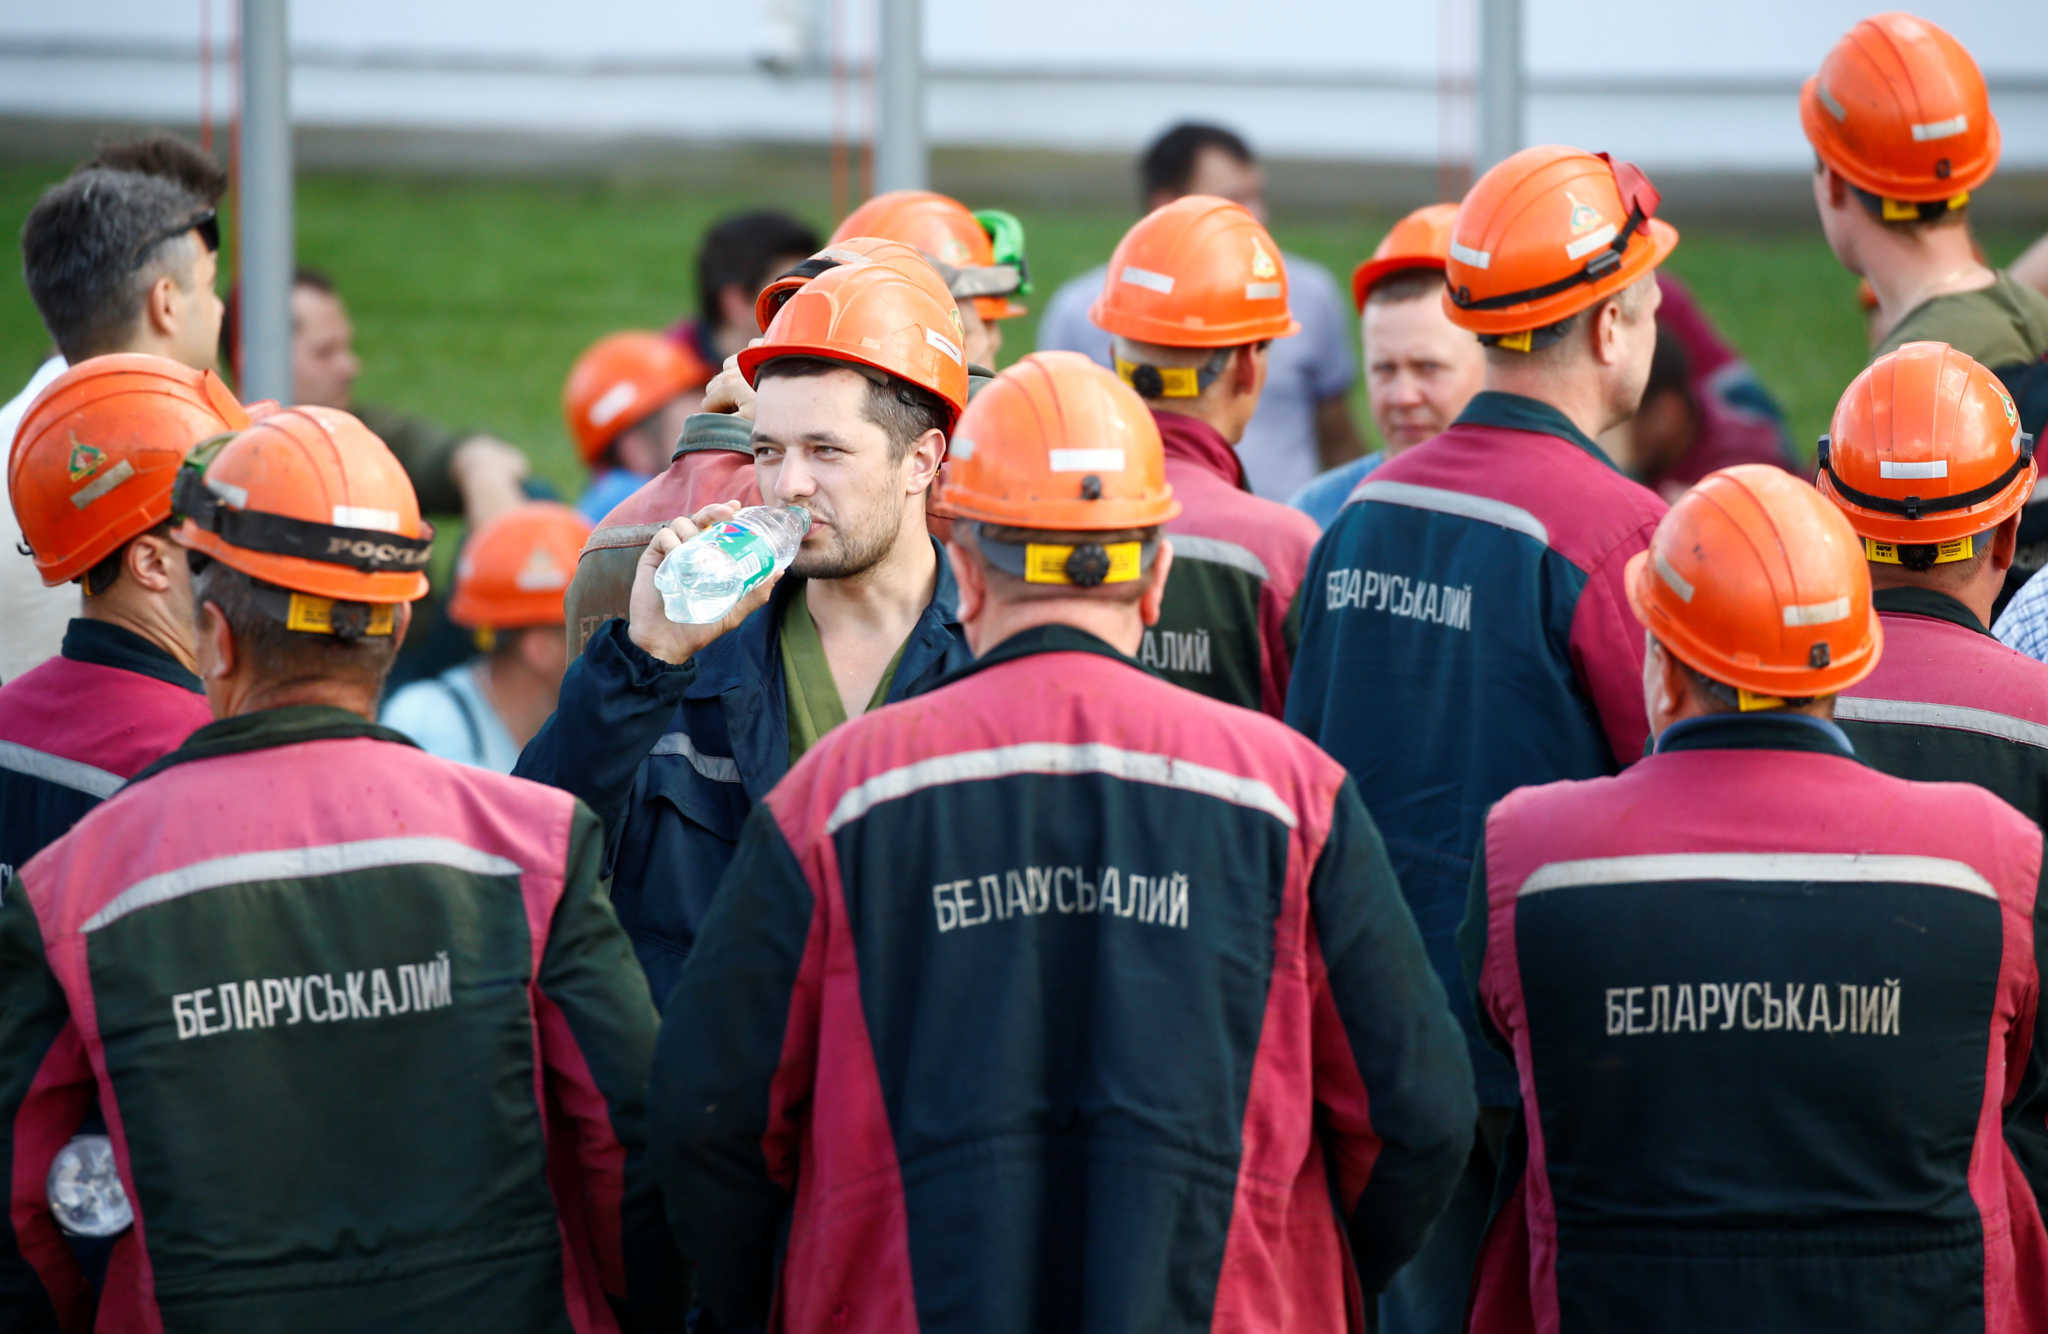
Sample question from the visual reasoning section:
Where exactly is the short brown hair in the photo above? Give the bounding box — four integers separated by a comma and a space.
753, 355, 948, 461
192, 558, 399, 695
1365, 268, 1444, 308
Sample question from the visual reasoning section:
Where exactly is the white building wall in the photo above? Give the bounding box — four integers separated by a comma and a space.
0, 0, 2043, 171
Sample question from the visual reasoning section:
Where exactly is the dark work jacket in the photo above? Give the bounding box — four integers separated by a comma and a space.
1836, 584, 2048, 1213
1462, 713, 2048, 1334
0, 620, 209, 881
515, 540, 970, 1004
1287, 392, 1666, 1107
651, 625, 1474, 1333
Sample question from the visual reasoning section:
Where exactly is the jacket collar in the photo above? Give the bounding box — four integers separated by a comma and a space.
130, 705, 412, 786
684, 535, 969, 800
1151, 409, 1248, 491
61, 618, 203, 694
1654, 710, 1858, 761
927, 623, 1144, 692
1873, 585, 1991, 637
1453, 391, 1618, 474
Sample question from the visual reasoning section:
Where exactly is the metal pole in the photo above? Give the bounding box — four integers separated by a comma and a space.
874, 0, 926, 192
1476, 0, 1523, 172
238, 0, 293, 404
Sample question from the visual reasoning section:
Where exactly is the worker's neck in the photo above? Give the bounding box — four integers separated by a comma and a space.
969, 598, 1144, 658
105, 325, 184, 367
1867, 562, 1998, 626
1862, 224, 1995, 324
80, 587, 198, 675
1150, 398, 1243, 446
807, 520, 938, 634
1655, 695, 1836, 738
1480, 363, 1619, 452
221, 677, 381, 722
480, 652, 558, 748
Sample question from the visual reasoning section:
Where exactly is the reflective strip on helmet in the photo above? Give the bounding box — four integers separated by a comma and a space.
1564, 223, 1619, 261
1048, 449, 1126, 473
333, 505, 401, 532
924, 327, 963, 365
1118, 266, 1176, 294
1654, 551, 1695, 602
69, 459, 136, 509
1911, 114, 1969, 142
1244, 282, 1283, 301
1448, 241, 1492, 270
587, 380, 639, 428
1817, 82, 1847, 121
1782, 597, 1849, 627
1878, 459, 1947, 480
206, 476, 249, 509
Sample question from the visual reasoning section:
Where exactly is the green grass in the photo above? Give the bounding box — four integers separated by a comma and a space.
0, 158, 2035, 497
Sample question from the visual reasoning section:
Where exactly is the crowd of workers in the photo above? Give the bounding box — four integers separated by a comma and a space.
2, 9, 2048, 1332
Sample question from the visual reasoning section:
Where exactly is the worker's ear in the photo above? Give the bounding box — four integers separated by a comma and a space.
945, 538, 985, 624
143, 272, 181, 341
1989, 511, 2022, 574
903, 427, 945, 497
124, 531, 181, 595
1642, 633, 1688, 732
197, 599, 235, 682
1137, 539, 1175, 627
390, 602, 413, 652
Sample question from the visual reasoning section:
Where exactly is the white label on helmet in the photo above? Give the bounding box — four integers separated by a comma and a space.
1049, 449, 1126, 473
1244, 282, 1283, 301
950, 435, 975, 460
1911, 115, 1968, 142
587, 380, 639, 429
1878, 459, 1948, 479
1118, 266, 1177, 294
1783, 597, 1850, 627
514, 549, 568, 591
206, 477, 249, 509
334, 505, 401, 532
1654, 552, 1695, 603
925, 327, 963, 365
1564, 223, 1619, 261
1818, 82, 1848, 122
69, 459, 136, 510
1448, 241, 1491, 270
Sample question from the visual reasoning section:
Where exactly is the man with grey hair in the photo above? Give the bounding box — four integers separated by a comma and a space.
4, 163, 225, 681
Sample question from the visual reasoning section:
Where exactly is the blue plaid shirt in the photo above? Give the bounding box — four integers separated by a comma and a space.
1994, 566, 2048, 662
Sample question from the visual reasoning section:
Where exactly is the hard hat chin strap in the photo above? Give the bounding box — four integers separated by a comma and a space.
173, 469, 434, 575
1816, 432, 2035, 522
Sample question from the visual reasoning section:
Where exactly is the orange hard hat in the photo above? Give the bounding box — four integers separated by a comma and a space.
932, 351, 1180, 548
1090, 196, 1301, 349
1442, 146, 1679, 342
737, 258, 970, 428
9, 353, 252, 587
1817, 340, 2034, 558
1351, 202, 1459, 312
562, 332, 712, 465
753, 237, 938, 334
830, 190, 1027, 321
1626, 464, 1880, 704
173, 406, 432, 608
1801, 13, 1997, 211
447, 501, 592, 631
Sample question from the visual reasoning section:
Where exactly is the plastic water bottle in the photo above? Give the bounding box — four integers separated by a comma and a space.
47, 1134, 131, 1237
653, 505, 812, 624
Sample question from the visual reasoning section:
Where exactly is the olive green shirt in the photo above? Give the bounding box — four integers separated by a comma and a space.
1874, 271, 2048, 369
779, 590, 907, 764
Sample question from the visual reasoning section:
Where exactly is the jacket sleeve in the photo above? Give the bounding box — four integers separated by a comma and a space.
2006, 844, 2048, 1215
1458, 836, 1511, 1056
1568, 521, 1658, 767
648, 802, 822, 1329
0, 872, 92, 1333
531, 803, 687, 1330
1307, 778, 1477, 1293
514, 618, 694, 876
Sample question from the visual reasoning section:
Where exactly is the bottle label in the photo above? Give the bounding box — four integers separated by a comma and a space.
701, 521, 775, 587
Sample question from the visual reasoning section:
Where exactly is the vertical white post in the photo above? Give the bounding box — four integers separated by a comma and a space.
1477, 0, 1524, 171
238, 0, 293, 403
874, 0, 926, 191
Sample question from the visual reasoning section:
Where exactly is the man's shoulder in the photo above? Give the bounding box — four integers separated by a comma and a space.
1878, 276, 2048, 365
1364, 426, 1663, 563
